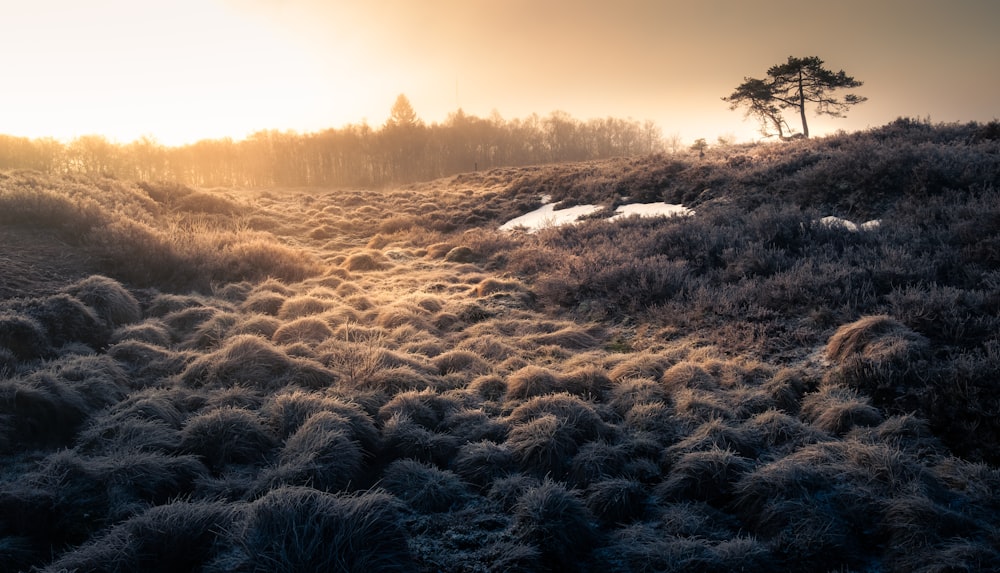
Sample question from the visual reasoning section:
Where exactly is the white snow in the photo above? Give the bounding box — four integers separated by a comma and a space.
500, 199, 692, 232
498, 203, 603, 231
612, 202, 693, 220
819, 216, 881, 232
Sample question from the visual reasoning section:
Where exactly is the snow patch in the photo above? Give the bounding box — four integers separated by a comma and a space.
500, 199, 692, 233
819, 216, 881, 232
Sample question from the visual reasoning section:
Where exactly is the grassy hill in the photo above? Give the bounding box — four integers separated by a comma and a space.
2, 118, 999, 572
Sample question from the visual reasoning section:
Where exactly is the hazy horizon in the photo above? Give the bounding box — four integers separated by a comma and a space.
2, 0, 998, 146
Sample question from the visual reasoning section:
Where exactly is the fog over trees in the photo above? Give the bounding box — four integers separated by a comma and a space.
0, 99, 664, 188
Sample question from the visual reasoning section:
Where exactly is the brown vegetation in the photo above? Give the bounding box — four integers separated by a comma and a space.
2, 119, 1000, 572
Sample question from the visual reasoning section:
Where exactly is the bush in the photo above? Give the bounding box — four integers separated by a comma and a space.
211, 486, 414, 573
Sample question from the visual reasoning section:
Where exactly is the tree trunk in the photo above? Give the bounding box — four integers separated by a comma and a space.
798, 70, 809, 138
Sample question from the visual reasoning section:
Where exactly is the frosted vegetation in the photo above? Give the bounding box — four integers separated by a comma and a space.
1, 118, 1000, 572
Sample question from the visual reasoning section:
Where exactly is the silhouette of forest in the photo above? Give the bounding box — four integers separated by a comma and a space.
0, 106, 664, 188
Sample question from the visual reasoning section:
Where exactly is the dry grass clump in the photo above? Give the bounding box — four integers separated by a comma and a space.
825, 315, 929, 398
272, 316, 335, 346
212, 487, 414, 573
342, 250, 389, 271
277, 295, 336, 319
265, 411, 365, 492
432, 349, 492, 377
800, 384, 884, 436
179, 334, 335, 391
62, 274, 142, 329
41, 500, 237, 573
511, 479, 599, 570
179, 407, 277, 471
109, 319, 172, 346
452, 440, 516, 488
240, 290, 287, 315
505, 365, 561, 401
656, 447, 753, 506
380, 458, 471, 513
608, 351, 675, 382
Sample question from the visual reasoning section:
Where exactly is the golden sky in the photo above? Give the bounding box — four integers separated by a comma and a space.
2, 0, 997, 146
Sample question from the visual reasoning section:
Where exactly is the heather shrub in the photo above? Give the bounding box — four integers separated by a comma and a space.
210, 487, 414, 573
380, 458, 471, 513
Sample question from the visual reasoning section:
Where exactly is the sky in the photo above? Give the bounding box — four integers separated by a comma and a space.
1, 0, 998, 146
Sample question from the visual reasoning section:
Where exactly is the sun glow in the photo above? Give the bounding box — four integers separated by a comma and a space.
0, 0, 365, 146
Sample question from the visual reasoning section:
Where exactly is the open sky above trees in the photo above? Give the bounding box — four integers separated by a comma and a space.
2, 0, 998, 146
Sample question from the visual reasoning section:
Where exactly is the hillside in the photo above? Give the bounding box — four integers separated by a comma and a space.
2, 118, 999, 572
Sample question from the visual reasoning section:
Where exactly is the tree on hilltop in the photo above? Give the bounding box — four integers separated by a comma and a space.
724, 56, 866, 138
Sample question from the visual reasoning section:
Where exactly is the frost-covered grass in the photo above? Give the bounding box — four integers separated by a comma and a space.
2, 119, 1000, 572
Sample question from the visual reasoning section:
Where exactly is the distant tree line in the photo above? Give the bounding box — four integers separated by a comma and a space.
0, 97, 664, 188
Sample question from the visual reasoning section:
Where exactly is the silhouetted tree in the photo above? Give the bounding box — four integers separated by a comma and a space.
385, 94, 420, 129
725, 56, 866, 138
